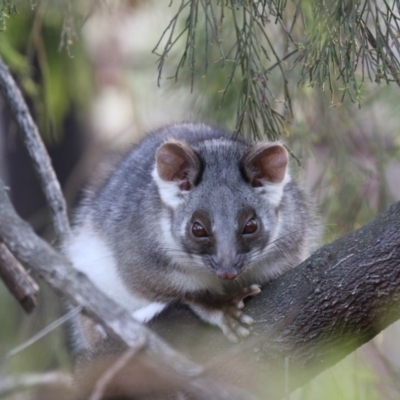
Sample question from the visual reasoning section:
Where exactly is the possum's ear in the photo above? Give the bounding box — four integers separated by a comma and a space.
242, 143, 289, 187
155, 140, 201, 191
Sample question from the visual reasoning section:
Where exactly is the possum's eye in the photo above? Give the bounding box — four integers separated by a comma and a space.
243, 218, 258, 235
192, 222, 208, 238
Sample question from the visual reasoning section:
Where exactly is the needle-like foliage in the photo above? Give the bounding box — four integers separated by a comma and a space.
153, 0, 400, 140
0, 0, 17, 30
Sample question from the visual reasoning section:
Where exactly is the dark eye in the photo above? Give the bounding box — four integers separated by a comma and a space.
192, 222, 208, 238
243, 218, 258, 235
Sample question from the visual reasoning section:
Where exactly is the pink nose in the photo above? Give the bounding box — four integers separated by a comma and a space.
217, 270, 238, 280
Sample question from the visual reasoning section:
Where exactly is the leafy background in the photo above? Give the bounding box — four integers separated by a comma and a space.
0, 0, 400, 399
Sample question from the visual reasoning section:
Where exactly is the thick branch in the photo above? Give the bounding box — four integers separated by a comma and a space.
149, 200, 400, 399
0, 55, 70, 242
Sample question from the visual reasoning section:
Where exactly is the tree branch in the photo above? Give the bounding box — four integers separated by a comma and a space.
148, 200, 400, 399
0, 242, 39, 313
88, 337, 145, 400
0, 55, 70, 243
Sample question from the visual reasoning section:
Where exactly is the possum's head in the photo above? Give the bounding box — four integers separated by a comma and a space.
152, 137, 290, 281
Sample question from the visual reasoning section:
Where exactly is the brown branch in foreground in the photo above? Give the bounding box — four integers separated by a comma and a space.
0, 55, 70, 243
0, 180, 255, 400
0, 242, 39, 313
0, 371, 73, 398
89, 337, 146, 400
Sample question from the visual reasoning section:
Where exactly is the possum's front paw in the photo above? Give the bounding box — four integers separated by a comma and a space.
188, 284, 261, 342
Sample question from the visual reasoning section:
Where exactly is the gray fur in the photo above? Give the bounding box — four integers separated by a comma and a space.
65, 122, 319, 352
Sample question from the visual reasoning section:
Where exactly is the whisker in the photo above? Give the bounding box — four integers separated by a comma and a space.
266, 222, 325, 250
243, 221, 327, 268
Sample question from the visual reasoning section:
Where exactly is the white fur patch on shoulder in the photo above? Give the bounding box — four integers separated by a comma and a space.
64, 221, 151, 313
257, 171, 291, 207
151, 166, 186, 209
132, 302, 167, 323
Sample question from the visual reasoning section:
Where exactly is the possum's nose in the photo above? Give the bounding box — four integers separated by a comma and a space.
214, 235, 238, 280
216, 269, 238, 280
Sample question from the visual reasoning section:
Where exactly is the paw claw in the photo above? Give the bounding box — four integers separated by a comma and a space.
237, 326, 251, 337
226, 331, 239, 343
189, 284, 261, 342
250, 284, 262, 294
240, 314, 254, 325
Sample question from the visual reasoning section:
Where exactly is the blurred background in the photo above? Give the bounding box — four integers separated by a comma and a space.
0, 0, 400, 399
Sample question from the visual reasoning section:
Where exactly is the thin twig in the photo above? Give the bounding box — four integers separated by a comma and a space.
89, 337, 146, 400
0, 242, 39, 313
0, 55, 70, 243
267, 49, 299, 73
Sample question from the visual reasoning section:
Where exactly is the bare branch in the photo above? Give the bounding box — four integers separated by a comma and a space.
89, 337, 145, 400
0, 55, 70, 243
0, 242, 39, 313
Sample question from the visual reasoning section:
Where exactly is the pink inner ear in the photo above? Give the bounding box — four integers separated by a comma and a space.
156, 141, 200, 185
245, 144, 288, 185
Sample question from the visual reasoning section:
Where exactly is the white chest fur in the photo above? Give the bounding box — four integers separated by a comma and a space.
64, 221, 166, 323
